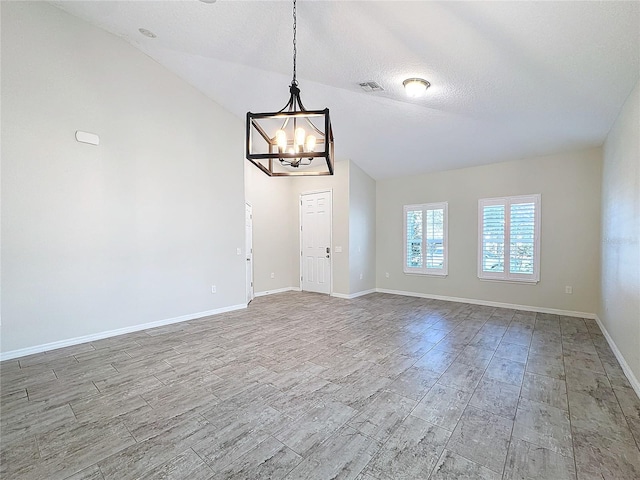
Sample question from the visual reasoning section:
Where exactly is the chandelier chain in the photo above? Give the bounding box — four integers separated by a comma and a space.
292, 0, 297, 85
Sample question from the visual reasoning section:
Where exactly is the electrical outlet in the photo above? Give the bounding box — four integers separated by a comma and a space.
211, 285, 217, 294
385, 272, 389, 278
359, 273, 363, 280
565, 286, 573, 294
271, 272, 275, 279
236, 247, 241, 255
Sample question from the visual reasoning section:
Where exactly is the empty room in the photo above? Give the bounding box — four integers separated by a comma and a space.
1, 1, 639, 479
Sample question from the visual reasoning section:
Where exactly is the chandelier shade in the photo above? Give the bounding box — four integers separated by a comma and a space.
245, 0, 334, 177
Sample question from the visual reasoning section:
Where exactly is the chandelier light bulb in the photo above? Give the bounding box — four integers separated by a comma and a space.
276, 129, 287, 150
403, 78, 430, 98
305, 134, 317, 153
294, 127, 306, 147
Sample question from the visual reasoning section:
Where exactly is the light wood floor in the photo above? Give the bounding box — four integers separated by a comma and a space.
1, 292, 639, 479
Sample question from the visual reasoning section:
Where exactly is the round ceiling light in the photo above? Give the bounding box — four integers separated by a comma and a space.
403, 78, 430, 98
199, 0, 217, 3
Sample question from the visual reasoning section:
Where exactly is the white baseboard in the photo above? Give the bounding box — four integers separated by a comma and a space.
0, 303, 247, 361
254, 287, 300, 298
257, 287, 375, 300
375, 288, 596, 319
594, 315, 640, 398
332, 289, 376, 300
258, 286, 594, 319
331, 293, 349, 299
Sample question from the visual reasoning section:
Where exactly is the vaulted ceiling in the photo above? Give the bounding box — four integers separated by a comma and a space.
51, 1, 640, 179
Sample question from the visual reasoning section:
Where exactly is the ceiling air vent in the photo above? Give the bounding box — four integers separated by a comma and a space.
359, 81, 384, 92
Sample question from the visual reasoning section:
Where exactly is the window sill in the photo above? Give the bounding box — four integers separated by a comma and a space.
404, 271, 448, 278
478, 277, 539, 285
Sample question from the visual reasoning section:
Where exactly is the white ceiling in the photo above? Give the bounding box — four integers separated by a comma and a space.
50, 0, 640, 180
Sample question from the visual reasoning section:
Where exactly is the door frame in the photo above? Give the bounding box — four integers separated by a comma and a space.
299, 189, 333, 295
245, 202, 254, 304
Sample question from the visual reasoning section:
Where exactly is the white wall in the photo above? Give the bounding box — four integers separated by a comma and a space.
349, 161, 376, 295
244, 161, 295, 294
376, 149, 602, 314
1, 2, 246, 355
600, 79, 640, 386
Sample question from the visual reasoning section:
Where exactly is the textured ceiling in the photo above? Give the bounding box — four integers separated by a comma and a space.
50, 0, 640, 179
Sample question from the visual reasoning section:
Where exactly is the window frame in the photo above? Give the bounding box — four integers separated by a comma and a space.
403, 202, 448, 276
477, 194, 541, 283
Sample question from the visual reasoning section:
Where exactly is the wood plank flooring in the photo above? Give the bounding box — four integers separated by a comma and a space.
1, 292, 639, 479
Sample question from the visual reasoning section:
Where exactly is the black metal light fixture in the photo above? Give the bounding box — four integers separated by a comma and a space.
246, 0, 334, 177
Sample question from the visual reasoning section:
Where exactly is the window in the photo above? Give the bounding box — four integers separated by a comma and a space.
404, 202, 448, 275
478, 194, 540, 282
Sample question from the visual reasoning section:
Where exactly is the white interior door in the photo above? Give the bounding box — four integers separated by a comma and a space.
245, 203, 254, 304
301, 191, 332, 294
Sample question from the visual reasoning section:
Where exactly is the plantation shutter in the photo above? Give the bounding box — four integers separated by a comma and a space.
403, 203, 448, 275
481, 204, 505, 273
405, 208, 423, 270
509, 202, 536, 275
478, 195, 540, 282
425, 208, 445, 269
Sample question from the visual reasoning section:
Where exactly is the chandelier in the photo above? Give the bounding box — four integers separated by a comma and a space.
245, 0, 334, 176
